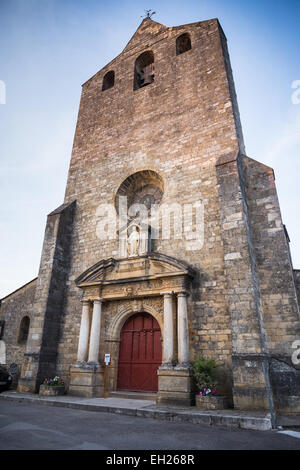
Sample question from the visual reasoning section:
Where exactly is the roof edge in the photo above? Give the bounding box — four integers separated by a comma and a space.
81, 17, 222, 87
1, 277, 38, 302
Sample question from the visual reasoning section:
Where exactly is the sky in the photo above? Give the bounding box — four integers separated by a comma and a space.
0, 0, 299, 298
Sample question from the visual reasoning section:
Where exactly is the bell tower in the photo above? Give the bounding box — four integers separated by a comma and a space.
16, 17, 300, 417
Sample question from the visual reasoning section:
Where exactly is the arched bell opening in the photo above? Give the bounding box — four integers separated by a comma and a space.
133, 50, 155, 90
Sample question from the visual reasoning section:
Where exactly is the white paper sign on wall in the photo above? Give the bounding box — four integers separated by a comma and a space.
104, 353, 111, 365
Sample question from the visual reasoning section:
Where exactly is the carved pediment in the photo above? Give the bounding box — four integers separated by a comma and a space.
75, 258, 117, 285
75, 253, 194, 289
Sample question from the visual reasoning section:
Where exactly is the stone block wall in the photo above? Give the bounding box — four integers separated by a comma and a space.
0, 278, 37, 385
50, 18, 244, 393
294, 270, 300, 306
241, 155, 300, 413
17, 201, 76, 393
215, 151, 272, 410
242, 156, 300, 355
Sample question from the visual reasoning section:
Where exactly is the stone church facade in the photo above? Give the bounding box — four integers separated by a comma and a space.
1, 17, 300, 415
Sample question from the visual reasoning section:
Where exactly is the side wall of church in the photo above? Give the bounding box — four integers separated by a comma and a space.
0, 279, 37, 385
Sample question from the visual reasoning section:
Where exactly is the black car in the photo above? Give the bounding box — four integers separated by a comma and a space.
0, 365, 12, 392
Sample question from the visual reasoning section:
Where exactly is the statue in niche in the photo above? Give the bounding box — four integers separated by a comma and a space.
127, 225, 140, 257
119, 221, 151, 258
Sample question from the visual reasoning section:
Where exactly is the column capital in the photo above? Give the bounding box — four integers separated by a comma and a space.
160, 291, 173, 297
81, 299, 91, 305
93, 298, 103, 304
177, 290, 188, 297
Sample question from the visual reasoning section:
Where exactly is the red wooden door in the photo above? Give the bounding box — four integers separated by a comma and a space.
117, 313, 162, 392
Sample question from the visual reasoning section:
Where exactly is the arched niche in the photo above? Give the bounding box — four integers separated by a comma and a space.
115, 169, 164, 215
18, 316, 30, 344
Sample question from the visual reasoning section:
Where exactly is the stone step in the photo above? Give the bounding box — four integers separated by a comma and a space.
108, 390, 157, 401
0, 391, 274, 431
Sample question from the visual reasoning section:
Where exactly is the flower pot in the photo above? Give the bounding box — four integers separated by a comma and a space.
39, 384, 65, 396
196, 394, 229, 410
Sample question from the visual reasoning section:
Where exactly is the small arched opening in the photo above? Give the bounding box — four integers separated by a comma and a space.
102, 70, 115, 91
176, 33, 192, 55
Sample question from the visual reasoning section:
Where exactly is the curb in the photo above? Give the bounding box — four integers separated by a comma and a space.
0, 392, 272, 431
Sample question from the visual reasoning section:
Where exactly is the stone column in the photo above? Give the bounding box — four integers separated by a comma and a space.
77, 300, 91, 362
157, 290, 193, 406
88, 299, 102, 364
161, 292, 174, 366
177, 291, 189, 367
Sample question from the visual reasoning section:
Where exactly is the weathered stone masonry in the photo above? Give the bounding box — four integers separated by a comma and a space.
0, 17, 299, 414
0, 278, 37, 386
294, 270, 300, 306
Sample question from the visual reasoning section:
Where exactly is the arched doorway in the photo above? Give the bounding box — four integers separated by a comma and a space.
117, 312, 162, 392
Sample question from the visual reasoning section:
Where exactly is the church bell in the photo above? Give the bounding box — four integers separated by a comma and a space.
141, 63, 154, 86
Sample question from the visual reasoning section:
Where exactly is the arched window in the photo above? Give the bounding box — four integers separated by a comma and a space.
134, 51, 154, 90
176, 33, 192, 55
18, 316, 30, 344
102, 71, 115, 91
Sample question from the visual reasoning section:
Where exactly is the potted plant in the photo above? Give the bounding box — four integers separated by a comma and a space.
191, 356, 229, 410
39, 376, 65, 396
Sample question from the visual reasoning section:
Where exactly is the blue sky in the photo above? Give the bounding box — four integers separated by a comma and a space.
0, 0, 299, 298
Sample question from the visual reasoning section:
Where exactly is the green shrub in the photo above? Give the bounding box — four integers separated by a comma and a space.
191, 355, 223, 394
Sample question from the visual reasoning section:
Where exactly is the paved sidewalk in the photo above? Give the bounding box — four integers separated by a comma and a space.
0, 390, 277, 431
